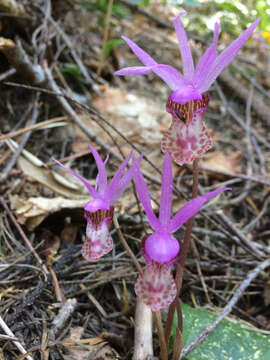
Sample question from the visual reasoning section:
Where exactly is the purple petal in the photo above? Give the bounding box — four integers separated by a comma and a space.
134, 158, 160, 230
194, 22, 220, 91
169, 188, 230, 232
152, 64, 186, 90
89, 145, 107, 195
115, 66, 156, 76
173, 12, 195, 80
159, 153, 173, 226
119, 36, 186, 89
199, 17, 260, 93
105, 152, 133, 204
53, 158, 98, 198
115, 62, 185, 91
121, 36, 157, 66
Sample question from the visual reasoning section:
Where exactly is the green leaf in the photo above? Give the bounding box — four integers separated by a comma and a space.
80, 0, 128, 19
104, 38, 124, 57
171, 303, 270, 360
216, 1, 249, 25
256, 0, 270, 32
58, 65, 83, 78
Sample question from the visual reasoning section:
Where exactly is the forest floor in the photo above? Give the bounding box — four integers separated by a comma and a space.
0, 1, 269, 359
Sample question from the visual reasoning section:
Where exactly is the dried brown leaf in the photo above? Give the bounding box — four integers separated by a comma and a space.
9, 195, 88, 230
201, 150, 243, 174
17, 155, 87, 198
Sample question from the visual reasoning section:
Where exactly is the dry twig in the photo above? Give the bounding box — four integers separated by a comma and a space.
0, 314, 34, 360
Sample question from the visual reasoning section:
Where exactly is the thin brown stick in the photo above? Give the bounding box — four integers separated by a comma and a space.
180, 258, 270, 358
0, 94, 39, 183
0, 116, 66, 141
153, 311, 168, 360
0, 67, 16, 81
47, 16, 98, 92
113, 215, 142, 275
48, 266, 64, 303
194, 164, 270, 187
0, 197, 49, 275
172, 298, 183, 360
216, 211, 264, 258
0, 314, 34, 360
0, 37, 45, 84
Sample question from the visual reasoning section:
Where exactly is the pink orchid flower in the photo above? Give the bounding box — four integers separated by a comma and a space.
54, 145, 135, 261
134, 153, 230, 311
115, 13, 260, 165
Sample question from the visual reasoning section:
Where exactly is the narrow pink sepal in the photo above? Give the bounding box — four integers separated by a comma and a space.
159, 153, 172, 226
200, 17, 260, 92
173, 12, 194, 79
151, 64, 186, 91
168, 187, 230, 232
52, 158, 98, 198
114, 66, 155, 76
135, 262, 177, 311
118, 36, 185, 90
82, 219, 113, 261
194, 22, 220, 90
89, 145, 107, 195
105, 151, 133, 204
134, 158, 160, 230
121, 36, 156, 66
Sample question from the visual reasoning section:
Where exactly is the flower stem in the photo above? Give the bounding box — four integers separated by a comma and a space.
113, 214, 167, 359
153, 311, 168, 360
133, 298, 153, 360
165, 159, 199, 347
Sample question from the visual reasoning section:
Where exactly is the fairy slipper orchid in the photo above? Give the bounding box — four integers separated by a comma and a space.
134, 153, 230, 310
53, 145, 135, 261
115, 14, 260, 165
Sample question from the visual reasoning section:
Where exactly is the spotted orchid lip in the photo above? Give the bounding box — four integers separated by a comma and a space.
82, 211, 114, 261
135, 261, 177, 311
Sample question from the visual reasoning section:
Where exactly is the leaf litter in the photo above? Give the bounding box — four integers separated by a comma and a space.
0, 1, 269, 359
